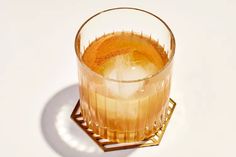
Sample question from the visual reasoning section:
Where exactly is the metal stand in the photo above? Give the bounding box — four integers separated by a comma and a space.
71, 98, 176, 152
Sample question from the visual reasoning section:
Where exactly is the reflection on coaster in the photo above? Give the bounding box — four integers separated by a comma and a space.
71, 98, 176, 152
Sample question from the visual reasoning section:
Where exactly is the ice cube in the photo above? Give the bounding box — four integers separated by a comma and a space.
105, 65, 148, 97
102, 51, 158, 97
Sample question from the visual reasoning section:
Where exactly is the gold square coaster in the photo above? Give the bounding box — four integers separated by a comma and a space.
71, 98, 176, 152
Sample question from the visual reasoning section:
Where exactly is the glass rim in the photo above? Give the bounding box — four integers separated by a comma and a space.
75, 7, 176, 83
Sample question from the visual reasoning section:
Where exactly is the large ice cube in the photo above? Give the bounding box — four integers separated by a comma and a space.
103, 53, 158, 97
105, 65, 148, 97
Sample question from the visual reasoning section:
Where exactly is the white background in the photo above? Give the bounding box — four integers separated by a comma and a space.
1, 0, 236, 157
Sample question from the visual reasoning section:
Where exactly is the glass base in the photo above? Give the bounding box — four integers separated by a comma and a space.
71, 98, 176, 152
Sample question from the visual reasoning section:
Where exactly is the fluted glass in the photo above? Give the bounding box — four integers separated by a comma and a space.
75, 7, 175, 142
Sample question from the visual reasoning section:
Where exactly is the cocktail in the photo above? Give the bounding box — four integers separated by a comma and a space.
75, 7, 175, 143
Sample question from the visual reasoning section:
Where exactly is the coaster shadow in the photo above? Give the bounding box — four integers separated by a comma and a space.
40, 84, 134, 157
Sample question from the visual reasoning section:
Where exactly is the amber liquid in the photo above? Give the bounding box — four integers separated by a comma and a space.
79, 32, 170, 142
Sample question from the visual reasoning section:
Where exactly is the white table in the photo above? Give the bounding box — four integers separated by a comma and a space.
1, 0, 236, 156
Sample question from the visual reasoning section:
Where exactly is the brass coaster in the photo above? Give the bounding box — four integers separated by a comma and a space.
71, 98, 176, 152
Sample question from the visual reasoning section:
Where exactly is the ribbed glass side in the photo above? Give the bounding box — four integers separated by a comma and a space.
78, 72, 172, 142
